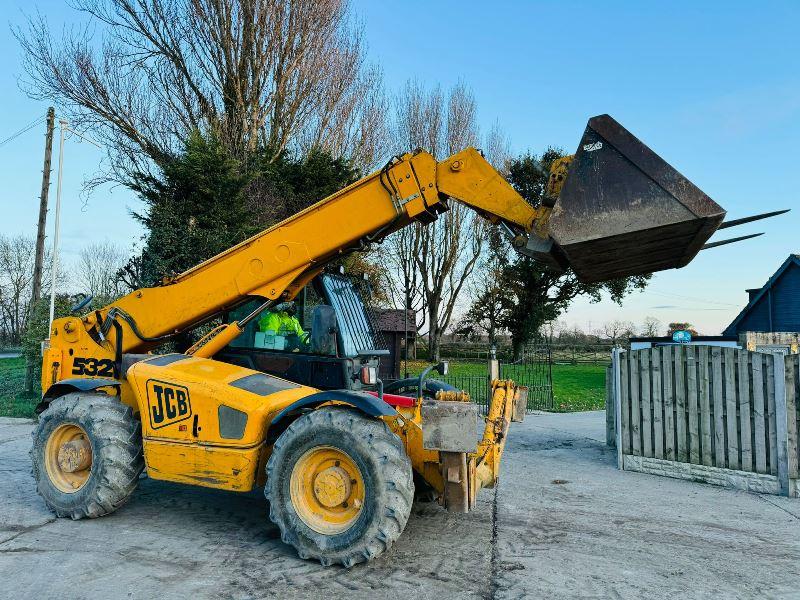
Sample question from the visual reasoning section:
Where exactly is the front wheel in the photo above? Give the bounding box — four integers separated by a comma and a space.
265, 407, 414, 567
31, 393, 144, 519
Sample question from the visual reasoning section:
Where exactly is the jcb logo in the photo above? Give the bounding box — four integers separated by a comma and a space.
146, 380, 192, 430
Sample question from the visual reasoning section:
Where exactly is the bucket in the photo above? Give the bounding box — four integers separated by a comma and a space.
546, 114, 725, 283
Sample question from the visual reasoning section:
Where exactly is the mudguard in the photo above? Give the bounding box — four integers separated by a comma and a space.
267, 390, 396, 442
36, 377, 122, 414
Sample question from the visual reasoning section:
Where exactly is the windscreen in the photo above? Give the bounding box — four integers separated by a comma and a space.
321, 273, 379, 357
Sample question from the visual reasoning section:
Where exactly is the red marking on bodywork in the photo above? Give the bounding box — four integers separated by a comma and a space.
367, 391, 416, 408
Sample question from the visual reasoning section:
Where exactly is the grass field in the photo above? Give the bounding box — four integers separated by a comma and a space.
0, 356, 608, 419
402, 360, 607, 412
0, 357, 39, 418
549, 363, 607, 411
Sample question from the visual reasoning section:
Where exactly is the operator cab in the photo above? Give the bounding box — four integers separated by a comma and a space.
216, 273, 388, 391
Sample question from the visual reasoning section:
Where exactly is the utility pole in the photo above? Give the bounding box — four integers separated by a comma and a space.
48, 120, 68, 334
24, 107, 55, 394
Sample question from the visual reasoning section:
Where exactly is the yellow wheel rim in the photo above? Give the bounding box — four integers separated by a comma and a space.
289, 446, 365, 535
44, 423, 92, 494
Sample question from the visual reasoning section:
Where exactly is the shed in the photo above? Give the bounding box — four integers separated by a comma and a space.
372, 309, 416, 380
723, 254, 800, 353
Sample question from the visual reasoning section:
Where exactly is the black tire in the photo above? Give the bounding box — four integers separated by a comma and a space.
31, 392, 144, 519
265, 407, 414, 567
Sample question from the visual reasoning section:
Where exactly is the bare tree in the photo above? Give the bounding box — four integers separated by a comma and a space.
17, 0, 387, 182
640, 316, 663, 337
455, 227, 509, 345
0, 235, 58, 344
598, 320, 636, 346
385, 80, 486, 361
75, 240, 128, 302
299, 64, 389, 170
482, 120, 511, 174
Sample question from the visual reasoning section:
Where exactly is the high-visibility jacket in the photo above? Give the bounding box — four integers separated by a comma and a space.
258, 311, 305, 337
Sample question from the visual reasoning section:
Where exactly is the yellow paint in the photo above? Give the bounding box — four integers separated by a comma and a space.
143, 439, 263, 492
289, 446, 365, 534
475, 380, 518, 488
121, 355, 313, 491
546, 155, 573, 199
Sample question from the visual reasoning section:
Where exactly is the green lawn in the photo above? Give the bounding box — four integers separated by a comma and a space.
0, 357, 39, 418
402, 359, 607, 412
550, 363, 607, 412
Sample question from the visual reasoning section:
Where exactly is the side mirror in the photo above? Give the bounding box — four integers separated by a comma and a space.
436, 361, 449, 376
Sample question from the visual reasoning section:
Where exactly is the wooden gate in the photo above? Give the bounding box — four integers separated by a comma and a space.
608, 346, 799, 497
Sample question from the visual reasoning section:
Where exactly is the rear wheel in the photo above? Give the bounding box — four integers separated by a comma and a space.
265, 407, 414, 567
31, 393, 144, 519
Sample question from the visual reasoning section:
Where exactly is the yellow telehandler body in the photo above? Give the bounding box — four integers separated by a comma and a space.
33, 115, 770, 566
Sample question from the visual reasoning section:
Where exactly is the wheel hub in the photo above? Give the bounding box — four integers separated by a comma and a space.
44, 423, 92, 493
57, 438, 92, 473
289, 446, 365, 535
313, 466, 352, 507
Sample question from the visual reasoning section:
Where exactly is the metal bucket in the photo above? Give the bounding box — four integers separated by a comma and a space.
547, 114, 725, 283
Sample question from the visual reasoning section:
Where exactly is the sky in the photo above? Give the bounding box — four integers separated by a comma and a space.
1, 1, 798, 337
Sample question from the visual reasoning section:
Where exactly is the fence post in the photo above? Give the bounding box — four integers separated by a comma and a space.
488, 344, 499, 410
606, 364, 615, 447
784, 354, 798, 497
613, 347, 623, 470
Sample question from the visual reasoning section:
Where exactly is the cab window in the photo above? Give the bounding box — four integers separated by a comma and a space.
226, 285, 333, 356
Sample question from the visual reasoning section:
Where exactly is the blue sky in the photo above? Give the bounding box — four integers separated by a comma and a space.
2, 1, 798, 335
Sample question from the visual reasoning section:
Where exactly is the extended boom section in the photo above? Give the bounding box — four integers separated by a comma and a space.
45, 147, 544, 375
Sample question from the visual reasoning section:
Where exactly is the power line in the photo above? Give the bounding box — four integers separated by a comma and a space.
646, 289, 738, 307
0, 114, 47, 149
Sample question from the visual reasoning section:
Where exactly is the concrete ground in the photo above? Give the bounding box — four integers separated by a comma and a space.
1, 412, 798, 599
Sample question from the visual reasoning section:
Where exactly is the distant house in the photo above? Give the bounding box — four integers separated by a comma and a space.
723, 254, 800, 354
373, 309, 416, 380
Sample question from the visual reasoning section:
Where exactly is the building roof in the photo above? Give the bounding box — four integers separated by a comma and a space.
723, 254, 800, 336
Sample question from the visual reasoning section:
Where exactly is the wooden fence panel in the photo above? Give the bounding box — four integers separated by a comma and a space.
675, 346, 688, 463
630, 352, 641, 456
724, 348, 739, 470
620, 351, 631, 456
767, 355, 778, 475
698, 346, 712, 466
752, 354, 767, 473
687, 346, 700, 464
652, 347, 664, 459
615, 346, 793, 494
738, 350, 753, 471
641, 351, 652, 457
662, 346, 675, 461
712, 347, 725, 467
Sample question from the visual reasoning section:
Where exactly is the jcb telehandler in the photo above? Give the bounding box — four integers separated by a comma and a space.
31, 115, 779, 566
